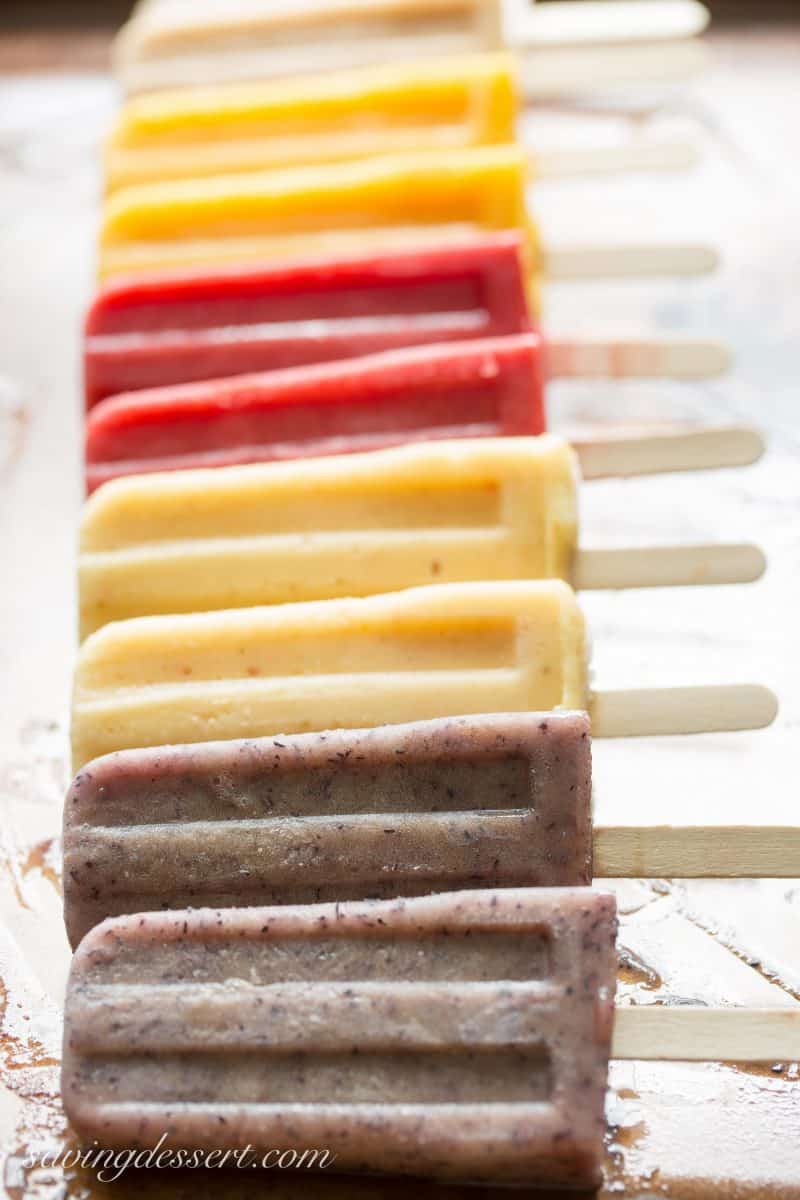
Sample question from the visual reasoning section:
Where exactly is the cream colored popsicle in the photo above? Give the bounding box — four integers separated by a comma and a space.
113, 0, 709, 98
98, 146, 716, 288
78, 437, 765, 638
71, 580, 777, 770
105, 53, 697, 195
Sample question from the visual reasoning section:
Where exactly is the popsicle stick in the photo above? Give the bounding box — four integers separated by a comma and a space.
574, 543, 766, 590
573, 426, 764, 477
519, 41, 709, 101
544, 242, 718, 279
594, 825, 800, 878
591, 684, 778, 737
612, 1006, 800, 1063
547, 337, 732, 380
508, 0, 710, 47
533, 139, 701, 179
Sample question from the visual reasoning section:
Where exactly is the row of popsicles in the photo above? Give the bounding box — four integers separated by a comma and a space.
60, 9, 799, 1191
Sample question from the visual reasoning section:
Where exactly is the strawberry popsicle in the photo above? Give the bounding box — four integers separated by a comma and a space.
84, 335, 545, 490
84, 236, 531, 409
62, 887, 618, 1189
63, 712, 592, 948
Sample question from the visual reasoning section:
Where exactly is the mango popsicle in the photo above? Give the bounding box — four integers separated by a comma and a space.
63, 711, 592, 947
62, 887, 618, 1189
71, 579, 777, 771
78, 435, 766, 638
84, 236, 727, 412
98, 145, 715, 286
104, 53, 695, 196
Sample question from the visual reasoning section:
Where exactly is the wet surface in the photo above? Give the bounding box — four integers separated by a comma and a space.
1, 18, 800, 1200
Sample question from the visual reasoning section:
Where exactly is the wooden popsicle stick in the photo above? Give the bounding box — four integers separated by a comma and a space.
612, 1006, 800, 1063
532, 139, 701, 179
544, 241, 718, 279
594, 825, 800, 878
591, 684, 778, 737
519, 41, 709, 100
547, 337, 732, 380
508, 0, 710, 48
574, 543, 766, 590
573, 426, 765, 477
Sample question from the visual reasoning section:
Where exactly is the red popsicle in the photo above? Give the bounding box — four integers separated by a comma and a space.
85, 334, 545, 492
84, 234, 532, 409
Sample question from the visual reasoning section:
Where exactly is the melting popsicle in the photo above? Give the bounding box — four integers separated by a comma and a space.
63, 887, 618, 1189
61, 887, 800, 1186
70, 579, 777, 770
105, 53, 697, 195
84, 236, 728, 410
63, 712, 800, 948
98, 145, 716, 286
77, 436, 766, 638
113, 0, 710, 98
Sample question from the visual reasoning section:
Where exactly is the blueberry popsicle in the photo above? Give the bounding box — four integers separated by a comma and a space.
63, 712, 592, 948
98, 145, 715, 286
84, 236, 727, 413
78, 435, 765, 638
62, 887, 618, 1189
63, 710, 800, 948
70, 579, 776, 771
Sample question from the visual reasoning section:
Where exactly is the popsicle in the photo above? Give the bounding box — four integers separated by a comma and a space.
84, 334, 745, 494
63, 713, 800, 948
84, 236, 728, 410
78, 436, 766, 638
63, 887, 616, 1187
104, 53, 697, 196
98, 145, 717, 286
71, 579, 777, 770
113, 0, 710, 99
61, 889, 800, 1188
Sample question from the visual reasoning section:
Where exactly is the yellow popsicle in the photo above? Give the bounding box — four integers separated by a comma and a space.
98, 145, 539, 288
78, 437, 579, 638
71, 580, 588, 769
105, 53, 517, 193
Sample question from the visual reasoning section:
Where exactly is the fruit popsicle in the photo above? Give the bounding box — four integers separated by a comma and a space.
63, 887, 618, 1189
113, 0, 709, 98
84, 334, 746, 494
62, 885, 800, 1188
78, 436, 766, 638
98, 145, 716, 286
71, 579, 777, 770
104, 53, 695, 196
84, 236, 728, 411
64, 712, 800, 949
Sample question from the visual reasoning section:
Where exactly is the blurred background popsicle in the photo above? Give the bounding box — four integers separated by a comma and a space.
97, 145, 717, 286
113, 0, 709, 99
84, 236, 728, 410
70, 580, 777, 770
104, 53, 699, 196
77, 436, 766, 637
